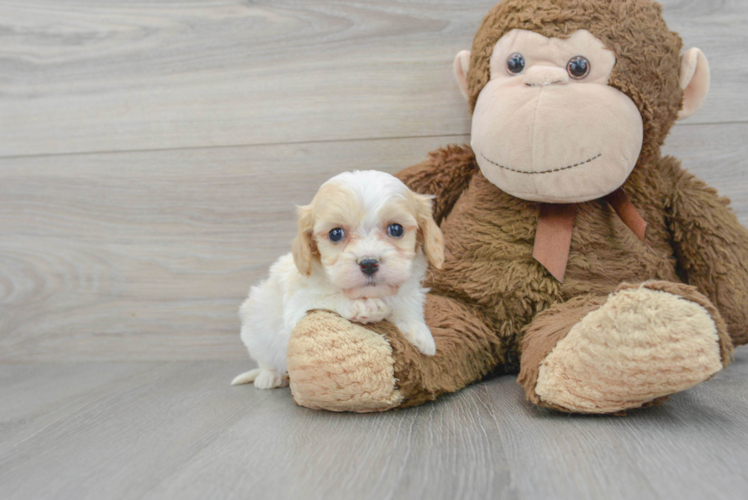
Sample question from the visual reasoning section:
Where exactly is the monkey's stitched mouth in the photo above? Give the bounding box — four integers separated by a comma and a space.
480, 152, 602, 175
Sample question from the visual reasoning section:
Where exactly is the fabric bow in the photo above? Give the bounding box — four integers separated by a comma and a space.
532, 188, 647, 282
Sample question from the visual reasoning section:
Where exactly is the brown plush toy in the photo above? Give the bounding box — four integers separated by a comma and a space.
284, 0, 748, 414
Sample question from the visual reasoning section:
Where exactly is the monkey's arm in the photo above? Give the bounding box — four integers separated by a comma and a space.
665, 159, 748, 345
396, 144, 478, 224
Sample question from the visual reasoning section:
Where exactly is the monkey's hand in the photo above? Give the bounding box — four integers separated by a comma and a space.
668, 162, 748, 345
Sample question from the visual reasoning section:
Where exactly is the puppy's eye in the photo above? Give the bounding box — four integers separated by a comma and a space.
387, 224, 404, 238
506, 53, 525, 75
567, 56, 590, 79
328, 228, 345, 242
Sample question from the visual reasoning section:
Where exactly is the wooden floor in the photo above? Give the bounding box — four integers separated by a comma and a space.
2, 1, 748, 499
1, 350, 747, 500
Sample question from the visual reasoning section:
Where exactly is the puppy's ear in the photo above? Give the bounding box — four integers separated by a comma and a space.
413, 193, 445, 269
292, 204, 316, 277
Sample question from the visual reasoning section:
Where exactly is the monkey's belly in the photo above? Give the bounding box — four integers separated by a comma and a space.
429, 173, 680, 336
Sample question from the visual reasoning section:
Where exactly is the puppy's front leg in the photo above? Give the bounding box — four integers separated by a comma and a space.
336, 298, 391, 324
389, 304, 436, 356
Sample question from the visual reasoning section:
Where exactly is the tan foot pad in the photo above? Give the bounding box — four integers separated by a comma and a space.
535, 286, 724, 414
286, 310, 403, 413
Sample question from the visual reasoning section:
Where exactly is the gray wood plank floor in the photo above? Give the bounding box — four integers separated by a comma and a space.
1, 349, 747, 500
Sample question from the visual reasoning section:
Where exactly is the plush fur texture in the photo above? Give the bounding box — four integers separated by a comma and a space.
287, 311, 404, 412
284, 0, 748, 414
533, 284, 724, 414
390, 145, 745, 409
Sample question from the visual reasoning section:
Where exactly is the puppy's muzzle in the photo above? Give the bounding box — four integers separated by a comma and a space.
358, 258, 379, 276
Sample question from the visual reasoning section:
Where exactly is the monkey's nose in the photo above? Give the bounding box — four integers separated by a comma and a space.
522, 66, 569, 86
358, 258, 379, 276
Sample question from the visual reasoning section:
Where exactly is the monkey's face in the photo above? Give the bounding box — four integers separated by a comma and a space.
469, 29, 643, 203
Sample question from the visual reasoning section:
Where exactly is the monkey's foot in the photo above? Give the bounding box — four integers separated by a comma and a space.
286, 311, 403, 412
524, 282, 732, 414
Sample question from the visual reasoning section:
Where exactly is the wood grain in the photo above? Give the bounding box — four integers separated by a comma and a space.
0, 134, 465, 362
0, 0, 745, 157
1, 2, 747, 498
0, 350, 746, 500
2, 123, 746, 362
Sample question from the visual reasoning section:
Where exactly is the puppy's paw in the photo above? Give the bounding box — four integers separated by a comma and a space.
397, 321, 436, 356
361, 298, 392, 323
344, 298, 391, 324
253, 368, 289, 390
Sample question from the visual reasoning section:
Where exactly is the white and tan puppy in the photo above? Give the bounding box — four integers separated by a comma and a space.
232, 170, 445, 389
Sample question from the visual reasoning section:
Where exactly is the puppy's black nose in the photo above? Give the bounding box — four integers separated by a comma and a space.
358, 258, 379, 276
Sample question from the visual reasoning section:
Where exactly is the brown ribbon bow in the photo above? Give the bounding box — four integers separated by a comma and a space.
532, 188, 647, 282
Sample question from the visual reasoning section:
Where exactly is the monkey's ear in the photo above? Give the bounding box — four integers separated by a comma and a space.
677, 48, 710, 121
453, 50, 471, 101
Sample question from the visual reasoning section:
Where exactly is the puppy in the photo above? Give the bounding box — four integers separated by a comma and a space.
231, 170, 445, 389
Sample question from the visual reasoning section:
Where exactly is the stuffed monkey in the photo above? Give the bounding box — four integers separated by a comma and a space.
284, 0, 748, 414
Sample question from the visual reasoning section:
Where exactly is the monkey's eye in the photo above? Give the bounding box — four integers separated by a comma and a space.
328, 228, 345, 242
567, 56, 590, 79
506, 53, 525, 75
387, 224, 404, 238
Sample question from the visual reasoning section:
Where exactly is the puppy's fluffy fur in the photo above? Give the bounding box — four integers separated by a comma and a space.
232, 170, 445, 389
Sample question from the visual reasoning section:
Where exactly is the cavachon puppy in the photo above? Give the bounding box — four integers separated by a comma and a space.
232, 170, 445, 389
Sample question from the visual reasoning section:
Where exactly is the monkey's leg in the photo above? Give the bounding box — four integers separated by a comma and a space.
518, 281, 733, 414
286, 295, 501, 412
